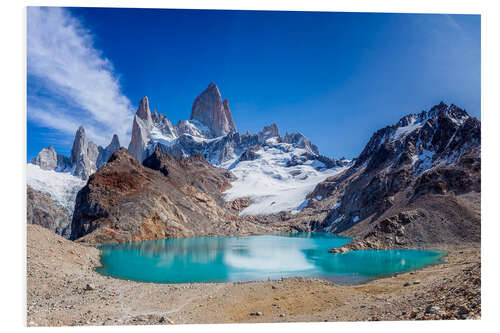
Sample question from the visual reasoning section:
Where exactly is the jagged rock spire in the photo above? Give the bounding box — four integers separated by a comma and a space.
96, 134, 122, 169
190, 83, 237, 137
128, 96, 154, 162
258, 124, 280, 143
69, 126, 98, 180
107, 134, 121, 151
70, 126, 87, 166
136, 96, 152, 123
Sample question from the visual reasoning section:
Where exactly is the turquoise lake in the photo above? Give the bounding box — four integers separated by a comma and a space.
97, 232, 446, 284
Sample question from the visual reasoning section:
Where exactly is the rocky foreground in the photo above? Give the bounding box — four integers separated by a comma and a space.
27, 224, 480, 326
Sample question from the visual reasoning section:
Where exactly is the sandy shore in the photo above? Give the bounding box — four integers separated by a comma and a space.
26, 225, 480, 326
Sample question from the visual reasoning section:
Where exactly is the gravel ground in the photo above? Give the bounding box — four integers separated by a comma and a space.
26, 224, 481, 327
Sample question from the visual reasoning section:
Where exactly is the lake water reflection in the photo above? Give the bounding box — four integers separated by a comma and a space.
97, 233, 445, 284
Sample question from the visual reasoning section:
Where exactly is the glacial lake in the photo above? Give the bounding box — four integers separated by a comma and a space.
97, 232, 446, 284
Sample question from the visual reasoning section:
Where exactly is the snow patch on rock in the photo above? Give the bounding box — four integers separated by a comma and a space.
393, 117, 424, 141
27, 164, 86, 211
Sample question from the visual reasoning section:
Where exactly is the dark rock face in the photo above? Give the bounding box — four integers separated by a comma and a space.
190, 83, 236, 137
70, 148, 264, 244
142, 147, 170, 176
96, 134, 121, 168
150, 131, 262, 166
258, 124, 280, 143
303, 102, 481, 248
329, 210, 423, 252
283, 132, 319, 155
239, 145, 261, 162
286, 152, 347, 169
27, 186, 72, 238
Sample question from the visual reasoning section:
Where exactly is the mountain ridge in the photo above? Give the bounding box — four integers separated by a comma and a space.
28, 84, 480, 246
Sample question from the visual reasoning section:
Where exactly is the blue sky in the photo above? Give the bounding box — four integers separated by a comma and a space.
27, 7, 480, 161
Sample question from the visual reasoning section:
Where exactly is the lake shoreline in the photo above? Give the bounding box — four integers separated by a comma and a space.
27, 224, 480, 326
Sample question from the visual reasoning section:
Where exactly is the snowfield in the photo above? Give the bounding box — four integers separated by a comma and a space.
27, 164, 86, 211
224, 143, 348, 216
392, 117, 424, 141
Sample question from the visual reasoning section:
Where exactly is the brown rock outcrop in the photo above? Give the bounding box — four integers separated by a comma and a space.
70, 148, 271, 244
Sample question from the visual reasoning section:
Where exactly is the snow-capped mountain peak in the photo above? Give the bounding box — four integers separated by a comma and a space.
355, 102, 478, 175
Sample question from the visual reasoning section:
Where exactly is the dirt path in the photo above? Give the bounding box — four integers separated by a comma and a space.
26, 225, 480, 326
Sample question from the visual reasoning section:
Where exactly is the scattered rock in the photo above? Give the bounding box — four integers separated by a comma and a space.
84, 283, 95, 291
249, 311, 263, 316
425, 305, 440, 314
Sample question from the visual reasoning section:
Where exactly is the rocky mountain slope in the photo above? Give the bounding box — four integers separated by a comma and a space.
289, 102, 480, 249
28, 127, 122, 237
26, 164, 87, 237
27, 186, 73, 237
69, 148, 289, 244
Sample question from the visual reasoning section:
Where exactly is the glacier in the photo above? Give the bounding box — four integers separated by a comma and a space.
27, 163, 86, 211
223, 141, 348, 216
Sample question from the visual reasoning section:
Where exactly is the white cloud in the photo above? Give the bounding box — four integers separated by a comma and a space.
27, 7, 134, 147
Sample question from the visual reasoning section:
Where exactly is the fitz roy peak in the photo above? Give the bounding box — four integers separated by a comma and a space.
122, 83, 349, 216
125, 83, 335, 169
190, 82, 237, 137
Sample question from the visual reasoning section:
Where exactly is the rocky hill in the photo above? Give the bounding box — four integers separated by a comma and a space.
69, 148, 288, 244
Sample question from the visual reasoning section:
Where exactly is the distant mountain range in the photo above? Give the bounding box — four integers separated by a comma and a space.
27, 84, 481, 248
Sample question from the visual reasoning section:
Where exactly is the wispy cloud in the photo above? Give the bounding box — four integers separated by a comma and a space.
445, 14, 463, 32
27, 7, 134, 147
